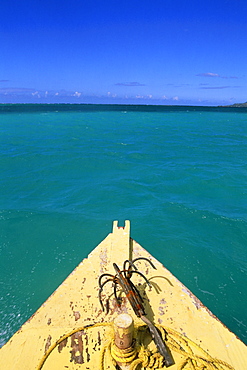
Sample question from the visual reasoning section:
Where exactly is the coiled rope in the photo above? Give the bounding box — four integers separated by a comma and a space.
36, 322, 110, 370
37, 321, 235, 370
157, 325, 235, 370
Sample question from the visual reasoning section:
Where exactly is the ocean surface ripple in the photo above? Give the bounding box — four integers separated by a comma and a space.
0, 104, 246, 346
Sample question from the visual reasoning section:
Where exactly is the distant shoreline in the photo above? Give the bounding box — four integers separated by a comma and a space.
0, 102, 246, 106
0, 102, 246, 113
220, 102, 247, 108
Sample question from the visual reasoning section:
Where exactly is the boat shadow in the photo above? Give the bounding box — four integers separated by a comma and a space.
140, 274, 174, 320
136, 275, 175, 362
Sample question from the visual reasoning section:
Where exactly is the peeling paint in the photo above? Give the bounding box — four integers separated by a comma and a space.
86, 347, 90, 362
99, 248, 108, 273
70, 332, 84, 364
58, 338, 68, 353
45, 335, 52, 353
85, 334, 89, 346
159, 306, 165, 315
73, 311, 81, 321
182, 288, 203, 310
98, 331, 101, 347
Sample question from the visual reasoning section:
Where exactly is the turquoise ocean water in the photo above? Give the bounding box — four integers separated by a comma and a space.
0, 104, 246, 346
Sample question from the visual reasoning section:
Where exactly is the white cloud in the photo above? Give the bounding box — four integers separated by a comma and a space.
0, 87, 35, 94
107, 92, 117, 98
115, 82, 145, 86
136, 94, 153, 99
32, 91, 41, 98
196, 72, 238, 79
73, 91, 81, 97
197, 72, 220, 77
172, 96, 179, 101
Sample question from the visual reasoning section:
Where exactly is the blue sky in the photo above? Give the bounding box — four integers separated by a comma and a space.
1, 0, 246, 105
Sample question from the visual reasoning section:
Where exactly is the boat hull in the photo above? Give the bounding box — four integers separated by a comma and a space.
0, 220, 246, 369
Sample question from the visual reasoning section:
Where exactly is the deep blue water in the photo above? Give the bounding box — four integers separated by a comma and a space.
0, 104, 246, 346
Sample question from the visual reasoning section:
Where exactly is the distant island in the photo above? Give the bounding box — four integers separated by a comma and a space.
222, 102, 247, 107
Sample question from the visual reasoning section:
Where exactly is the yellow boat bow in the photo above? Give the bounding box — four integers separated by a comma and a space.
0, 220, 246, 369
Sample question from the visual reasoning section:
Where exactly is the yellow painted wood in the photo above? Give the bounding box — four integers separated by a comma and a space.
0, 220, 246, 369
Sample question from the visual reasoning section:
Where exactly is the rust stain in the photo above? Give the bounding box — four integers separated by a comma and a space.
99, 248, 108, 273
73, 311, 81, 321
98, 331, 101, 346
45, 335, 52, 353
86, 347, 90, 362
181, 286, 218, 318
160, 298, 167, 305
84, 333, 89, 346
159, 297, 167, 316
58, 338, 68, 353
159, 306, 165, 315
26, 311, 37, 324
107, 296, 128, 316
182, 287, 203, 310
70, 331, 84, 364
